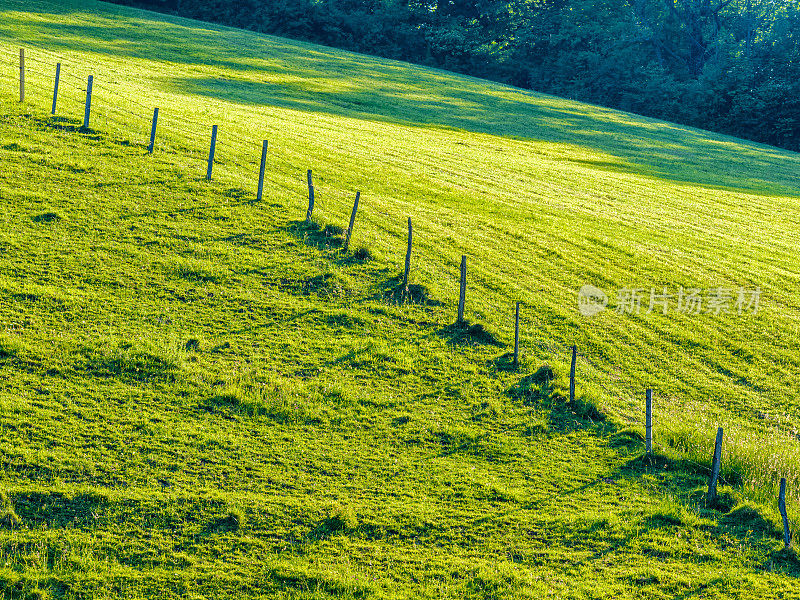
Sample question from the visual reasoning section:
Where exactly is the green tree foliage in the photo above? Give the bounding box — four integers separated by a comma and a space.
109, 0, 800, 150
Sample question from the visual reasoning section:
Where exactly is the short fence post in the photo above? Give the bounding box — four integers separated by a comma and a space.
513, 302, 521, 367
646, 389, 653, 454
206, 125, 217, 180
457, 255, 467, 323
19, 48, 24, 102
403, 217, 412, 288
51, 63, 60, 115
148, 107, 159, 154
344, 191, 359, 252
256, 140, 268, 201
306, 170, 314, 222
83, 75, 93, 129
569, 345, 577, 404
779, 478, 792, 549
707, 427, 724, 504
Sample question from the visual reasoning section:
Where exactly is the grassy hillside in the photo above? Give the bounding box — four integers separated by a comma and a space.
1, 0, 800, 597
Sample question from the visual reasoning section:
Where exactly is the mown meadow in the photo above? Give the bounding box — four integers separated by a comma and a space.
1, 0, 800, 597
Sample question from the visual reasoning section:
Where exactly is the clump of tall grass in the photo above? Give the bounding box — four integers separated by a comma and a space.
89, 338, 185, 381
0, 332, 26, 361
171, 256, 228, 283
0, 491, 20, 528
208, 372, 347, 423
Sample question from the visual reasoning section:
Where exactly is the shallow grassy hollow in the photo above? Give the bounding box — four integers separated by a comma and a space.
0, 0, 799, 598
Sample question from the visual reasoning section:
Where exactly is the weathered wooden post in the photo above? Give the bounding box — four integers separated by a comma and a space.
51, 63, 60, 115
513, 302, 521, 367
83, 75, 93, 129
779, 478, 791, 549
403, 217, 412, 288
646, 389, 653, 454
18, 48, 24, 102
569, 345, 577, 404
343, 191, 359, 252
206, 125, 217, 180
306, 170, 315, 222
148, 108, 159, 154
256, 140, 268, 201
707, 427, 724, 503
457, 255, 467, 323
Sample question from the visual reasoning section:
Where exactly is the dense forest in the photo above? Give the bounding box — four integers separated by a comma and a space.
111, 0, 799, 151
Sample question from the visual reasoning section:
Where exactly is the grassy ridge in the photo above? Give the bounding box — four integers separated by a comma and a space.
1, 0, 800, 597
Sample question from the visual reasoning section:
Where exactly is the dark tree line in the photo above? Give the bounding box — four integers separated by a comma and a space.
112, 0, 800, 150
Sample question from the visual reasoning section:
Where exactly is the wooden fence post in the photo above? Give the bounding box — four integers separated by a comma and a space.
779, 478, 791, 549
707, 427, 724, 503
306, 170, 314, 222
51, 63, 60, 115
148, 108, 159, 154
513, 302, 521, 367
19, 48, 24, 102
206, 125, 217, 180
403, 217, 412, 288
344, 191, 359, 252
83, 75, 93, 129
457, 255, 467, 323
570, 345, 577, 404
646, 389, 653, 454
256, 140, 268, 201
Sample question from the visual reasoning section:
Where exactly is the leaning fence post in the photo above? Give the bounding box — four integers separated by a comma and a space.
779, 478, 792, 549
148, 108, 159, 154
306, 170, 315, 222
83, 75, 93, 129
569, 345, 577, 404
403, 218, 412, 288
51, 63, 60, 115
343, 191, 359, 252
206, 125, 217, 180
256, 140, 268, 201
646, 389, 653, 454
707, 427, 724, 503
19, 48, 24, 102
457, 255, 467, 323
513, 302, 521, 367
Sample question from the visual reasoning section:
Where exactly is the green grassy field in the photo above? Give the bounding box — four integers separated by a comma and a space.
1, 0, 800, 597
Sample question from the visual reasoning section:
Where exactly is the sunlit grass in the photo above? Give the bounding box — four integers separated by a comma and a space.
0, 0, 799, 597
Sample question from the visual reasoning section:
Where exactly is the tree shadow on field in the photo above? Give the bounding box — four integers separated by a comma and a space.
9, 8, 800, 196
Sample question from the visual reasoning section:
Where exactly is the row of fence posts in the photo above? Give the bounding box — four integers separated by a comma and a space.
16, 49, 242, 182
13, 47, 795, 550
15, 49, 525, 352
638, 383, 793, 549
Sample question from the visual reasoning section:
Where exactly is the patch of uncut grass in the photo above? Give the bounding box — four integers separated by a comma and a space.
0, 0, 799, 598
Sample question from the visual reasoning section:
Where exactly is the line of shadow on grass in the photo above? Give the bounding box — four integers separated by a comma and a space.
11, 13, 799, 196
